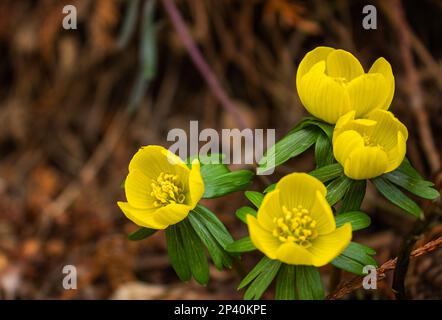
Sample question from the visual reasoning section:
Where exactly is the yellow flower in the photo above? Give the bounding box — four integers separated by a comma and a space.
117, 146, 204, 229
247, 173, 352, 266
296, 46, 394, 124
333, 109, 408, 180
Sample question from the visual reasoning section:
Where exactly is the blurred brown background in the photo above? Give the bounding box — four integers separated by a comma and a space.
0, 0, 441, 299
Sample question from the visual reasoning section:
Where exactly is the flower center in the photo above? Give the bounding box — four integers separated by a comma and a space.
332, 77, 349, 85
362, 134, 383, 149
151, 172, 185, 207
272, 205, 318, 248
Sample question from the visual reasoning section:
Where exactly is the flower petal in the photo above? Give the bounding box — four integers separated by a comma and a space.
326, 49, 364, 81
296, 46, 334, 84
275, 242, 315, 265
298, 61, 352, 124
386, 131, 407, 173
310, 190, 336, 235
333, 130, 364, 165
187, 159, 204, 208
369, 57, 395, 110
276, 173, 327, 211
129, 145, 189, 179
154, 203, 192, 227
333, 111, 356, 141
125, 169, 155, 209
247, 215, 280, 260
308, 223, 352, 267
366, 109, 408, 149
257, 189, 283, 231
347, 73, 388, 117
344, 146, 389, 180
117, 201, 168, 229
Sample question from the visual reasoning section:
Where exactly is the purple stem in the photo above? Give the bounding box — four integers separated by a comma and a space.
162, 0, 247, 129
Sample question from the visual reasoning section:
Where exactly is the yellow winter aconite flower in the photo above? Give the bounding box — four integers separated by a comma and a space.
296, 46, 395, 124
333, 109, 408, 180
117, 146, 204, 229
247, 173, 352, 266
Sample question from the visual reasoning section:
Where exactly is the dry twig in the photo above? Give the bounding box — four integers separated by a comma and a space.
382, 0, 440, 174
327, 236, 442, 300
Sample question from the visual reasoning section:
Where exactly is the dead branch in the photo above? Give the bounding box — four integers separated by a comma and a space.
327, 236, 442, 300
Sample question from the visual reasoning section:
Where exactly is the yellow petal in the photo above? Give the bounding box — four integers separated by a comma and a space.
386, 131, 407, 172
187, 159, 204, 208
334, 116, 377, 146
275, 242, 315, 265
117, 201, 168, 229
347, 73, 388, 117
367, 110, 408, 149
154, 203, 192, 227
276, 173, 326, 210
296, 46, 334, 85
344, 146, 389, 180
369, 57, 395, 110
308, 223, 352, 267
310, 190, 336, 235
326, 49, 364, 81
125, 169, 155, 209
129, 145, 189, 180
333, 130, 364, 165
247, 215, 280, 260
257, 189, 283, 231
297, 61, 351, 124
333, 111, 356, 141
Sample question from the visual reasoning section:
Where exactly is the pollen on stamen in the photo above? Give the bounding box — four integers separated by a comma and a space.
151, 172, 186, 208
272, 205, 318, 248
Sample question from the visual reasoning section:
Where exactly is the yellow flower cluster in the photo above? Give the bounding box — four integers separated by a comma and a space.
297, 46, 408, 180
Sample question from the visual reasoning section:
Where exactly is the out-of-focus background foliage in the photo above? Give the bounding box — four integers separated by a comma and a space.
0, 0, 441, 299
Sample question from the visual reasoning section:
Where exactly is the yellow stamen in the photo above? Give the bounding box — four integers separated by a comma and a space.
150, 172, 185, 208
272, 205, 318, 248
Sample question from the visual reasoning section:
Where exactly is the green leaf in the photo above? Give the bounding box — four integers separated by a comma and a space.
384, 169, 439, 200
295, 117, 334, 139
331, 254, 366, 275
238, 257, 275, 289
192, 205, 234, 247
343, 242, 377, 266
372, 177, 422, 218
165, 224, 191, 282
314, 132, 335, 168
263, 183, 276, 193
295, 266, 324, 300
326, 176, 353, 206
188, 212, 233, 270
140, 0, 157, 80
335, 211, 371, 231
275, 264, 296, 300
332, 242, 377, 275
128, 227, 156, 241
244, 259, 281, 300
339, 180, 366, 213
200, 163, 230, 180
245, 191, 264, 208
309, 163, 343, 182
257, 127, 318, 174
203, 170, 254, 199
187, 154, 254, 199
397, 158, 428, 180
226, 237, 256, 253
235, 206, 257, 224
178, 219, 210, 285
